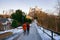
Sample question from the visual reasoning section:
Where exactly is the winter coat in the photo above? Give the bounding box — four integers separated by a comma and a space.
23, 23, 27, 31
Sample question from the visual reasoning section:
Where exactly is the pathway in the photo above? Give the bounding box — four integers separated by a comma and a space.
14, 21, 42, 40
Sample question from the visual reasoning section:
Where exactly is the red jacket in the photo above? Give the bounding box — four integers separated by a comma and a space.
23, 23, 27, 30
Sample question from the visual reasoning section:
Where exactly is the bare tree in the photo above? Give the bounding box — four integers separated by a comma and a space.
57, 0, 60, 16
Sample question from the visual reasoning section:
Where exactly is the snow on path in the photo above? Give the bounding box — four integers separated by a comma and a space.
34, 20, 60, 40
5, 28, 23, 40
37, 27, 51, 40
16, 22, 42, 40
13, 20, 60, 40
33, 20, 51, 40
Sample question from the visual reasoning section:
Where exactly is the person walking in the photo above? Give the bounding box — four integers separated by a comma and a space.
22, 22, 27, 35
27, 23, 30, 35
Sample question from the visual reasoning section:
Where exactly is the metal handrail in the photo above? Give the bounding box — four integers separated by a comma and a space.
39, 26, 60, 40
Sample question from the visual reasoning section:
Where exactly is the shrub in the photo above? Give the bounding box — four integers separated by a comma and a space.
11, 20, 18, 28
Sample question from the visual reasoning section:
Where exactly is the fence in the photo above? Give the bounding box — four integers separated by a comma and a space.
39, 26, 60, 40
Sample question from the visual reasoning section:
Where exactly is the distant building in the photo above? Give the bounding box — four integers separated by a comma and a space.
0, 18, 12, 31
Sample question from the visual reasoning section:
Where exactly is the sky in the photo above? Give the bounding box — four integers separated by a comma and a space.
0, 0, 57, 14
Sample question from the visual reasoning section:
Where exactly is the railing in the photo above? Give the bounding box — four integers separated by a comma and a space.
39, 26, 60, 40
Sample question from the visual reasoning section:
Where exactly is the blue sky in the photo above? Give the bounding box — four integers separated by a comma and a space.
0, 0, 56, 14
